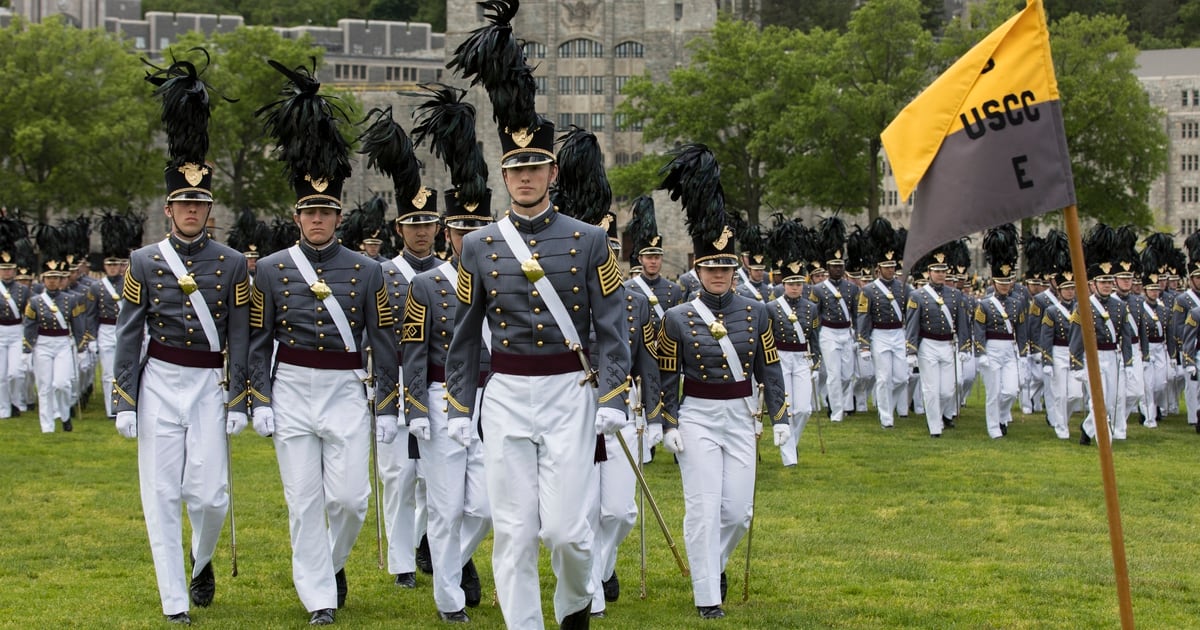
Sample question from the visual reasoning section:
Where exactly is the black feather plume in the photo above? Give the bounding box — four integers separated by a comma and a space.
816, 215, 846, 262
658, 144, 726, 244
982, 223, 1019, 267
358, 106, 421, 205
847, 225, 874, 271
257, 59, 352, 187
1084, 223, 1118, 268
551, 126, 610, 225
1042, 229, 1071, 274
767, 217, 806, 272
409, 84, 488, 206
447, 0, 538, 134
1142, 232, 1177, 275
624, 195, 657, 250
144, 49, 212, 169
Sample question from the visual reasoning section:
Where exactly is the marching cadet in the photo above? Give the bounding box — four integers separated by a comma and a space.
947, 240, 977, 416
624, 195, 685, 330
0, 218, 32, 419
846, 227, 874, 415
249, 59, 400, 626
856, 218, 908, 429
1038, 264, 1080, 439
1112, 227, 1146, 431
1076, 225, 1134, 445
809, 216, 857, 423
448, 9, 631, 625
1171, 231, 1200, 427
678, 267, 701, 301
362, 106, 439, 591
112, 54, 250, 626
338, 196, 392, 264
975, 225, 1026, 439
400, 83, 492, 623
767, 218, 820, 465
1140, 233, 1178, 427
737, 224, 773, 302
227, 208, 271, 285
96, 213, 141, 419
656, 144, 787, 620
1161, 253, 1186, 417
905, 247, 971, 437
25, 231, 87, 433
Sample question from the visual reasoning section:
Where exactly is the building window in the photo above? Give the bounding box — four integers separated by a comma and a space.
1183, 122, 1200, 139
1194, 89, 1200, 106
523, 41, 546, 59
615, 152, 629, 166
559, 113, 573, 128
1184, 218, 1200, 234
558, 76, 572, 95
1183, 155, 1200, 171
1184, 90, 1190, 107
535, 76, 548, 93
559, 38, 602, 58
592, 76, 604, 94
576, 76, 588, 94
135, 36, 146, 49
616, 76, 629, 92
574, 113, 588, 128
615, 41, 644, 58
614, 113, 625, 130
160, 37, 170, 50
1183, 186, 1199, 204
591, 113, 604, 131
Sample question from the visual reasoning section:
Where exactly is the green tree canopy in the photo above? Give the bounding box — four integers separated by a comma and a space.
172, 27, 362, 218
0, 16, 159, 219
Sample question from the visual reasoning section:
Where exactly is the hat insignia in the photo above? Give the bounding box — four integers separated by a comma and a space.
1, 253, 10, 263
885, 251, 894, 260
934, 253, 945, 263
834, 250, 842, 259
1063, 271, 1073, 281
712, 226, 733, 250
510, 127, 534, 148
47, 261, 59, 271
1149, 273, 1158, 283
1121, 261, 1132, 271
788, 262, 800, 273
249, 244, 258, 252
1099, 262, 1112, 273
66, 254, 74, 265
464, 201, 479, 211
305, 174, 329, 193
650, 236, 660, 247
599, 214, 613, 231
1000, 264, 1011, 275
413, 187, 432, 209
179, 162, 209, 187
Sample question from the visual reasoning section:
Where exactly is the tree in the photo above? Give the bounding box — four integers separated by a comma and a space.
172, 27, 362, 218
0, 16, 160, 219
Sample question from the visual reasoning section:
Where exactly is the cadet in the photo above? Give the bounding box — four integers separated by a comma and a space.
25, 235, 87, 433
400, 83, 492, 622
624, 195, 684, 329
1074, 264, 1133, 445
0, 219, 32, 419
856, 219, 908, 429
112, 54, 250, 626
904, 248, 971, 437
766, 218, 820, 465
809, 217, 857, 423
657, 144, 787, 620
249, 59, 400, 626
975, 225, 1025, 439
1112, 228, 1145, 431
96, 213, 140, 419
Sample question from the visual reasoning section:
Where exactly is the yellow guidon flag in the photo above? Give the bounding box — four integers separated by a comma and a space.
881, 0, 1075, 266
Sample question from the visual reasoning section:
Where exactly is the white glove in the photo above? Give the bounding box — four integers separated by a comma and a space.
773, 423, 791, 447
252, 406, 275, 437
408, 416, 431, 441
595, 407, 627, 436
754, 420, 763, 436
21, 352, 31, 371
225, 411, 248, 435
662, 428, 684, 453
977, 355, 990, 370
1031, 354, 1042, 365
115, 411, 137, 439
906, 354, 917, 368
1123, 367, 1134, 381
859, 349, 871, 360
646, 423, 663, 448
448, 417, 474, 448
811, 366, 821, 381
376, 414, 399, 445
1043, 365, 1053, 376
1188, 366, 1197, 378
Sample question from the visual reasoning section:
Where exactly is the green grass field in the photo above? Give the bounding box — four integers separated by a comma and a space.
1, 386, 1196, 629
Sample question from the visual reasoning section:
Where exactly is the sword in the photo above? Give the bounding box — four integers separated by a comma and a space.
808, 351, 825, 454
573, 344, 599, 387
743, 384, 764, 602
220, 349, 238, 577
631, 376, 647, 600
365, 347, 385, 570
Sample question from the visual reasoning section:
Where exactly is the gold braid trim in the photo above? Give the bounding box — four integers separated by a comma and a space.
598, 381, 629, 404
225, 390, 249, 408
122, 267, 142, 304
402, 298, 427, 344
376, 388, 398, 412
113, 382, 136, 406
249, 287, 264, 328
656, 327, 678, 372
404, 389, 429, 414
646, 400, 662, 420
249, 387, 270, 404
446, 392, 470, 414
234, 279, 250, 307
761, 322, 779, 365
774, 404, 787, 422
376, 285, 394, 328
456, 263, 473, 305
662, 410, 678, 426
597, 248, 623, 297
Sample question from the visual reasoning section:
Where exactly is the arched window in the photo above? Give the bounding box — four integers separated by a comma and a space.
558, 38, 603, 58
523, 41, 547, 59
614, 41, 644, 59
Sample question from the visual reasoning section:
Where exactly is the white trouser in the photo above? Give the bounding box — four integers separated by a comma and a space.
379, 362, 420, 576
588, 422, 638, 613
870, 329, 907, 427
1025, 355, 1044, 412
957, 352, 976, 410
1186, 370, 1200, 425
423, 383, 490, 613
0, 323, 22, 417
1169, 359, 1184, 415
1120, 351, 1145, 429
853, 350, 873, 412
482, 371, 596, 629
917, 339, 955, 435
137, 358, 228, 615
99, 323, 117, 417
33, 335, 73, 431
982, 340, 1019, 438
1143, 343, 1168, 427
272, 363, 370, 613
1082, 350, 1123, 441
1046, 346, 1081, 438
909, 368, 923, 414
819, 327, 855, 422
777, 350, 813, 466
676, 395, 756, 608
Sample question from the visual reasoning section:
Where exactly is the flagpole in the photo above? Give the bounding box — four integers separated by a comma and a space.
1062, 204, 1135, 630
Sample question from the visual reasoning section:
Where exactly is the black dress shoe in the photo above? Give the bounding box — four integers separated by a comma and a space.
590, 611, 606, 619
942, 417, 955, 429
999, 423, 1008, 436
1137, 412, 1146, 425
416, 534, 434, 575
461, 559, 481, 607
309, 608, 335, 625
62, 418, 73, 432
602, 571, 619, 602
394, 572, 416, 589
10, 405, 19, 417
438, 609, 470, 623
1079, 430, 1092, 446
189, 561, 215, 607
697, 605, 725, 619
930, 433, 941, 438
165, 612, 191, 625
335, 568, 347, 607
559, 604, 591, 629
719, 571, 727, 603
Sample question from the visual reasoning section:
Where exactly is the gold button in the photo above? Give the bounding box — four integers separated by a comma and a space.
502, 339, 509, 347
536, 323, 544, 330
282, 277, 289, 284
491, 271, 499, 278
534, 307, 542, 314
536, 340, 544, 347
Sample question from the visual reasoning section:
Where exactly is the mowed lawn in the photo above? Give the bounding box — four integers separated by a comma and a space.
1, 387, 1197, 629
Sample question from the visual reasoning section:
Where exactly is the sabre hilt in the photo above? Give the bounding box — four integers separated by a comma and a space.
573, 344, 599, 388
